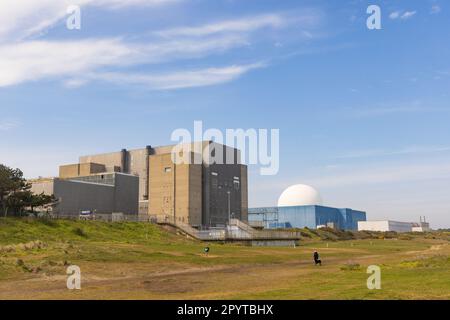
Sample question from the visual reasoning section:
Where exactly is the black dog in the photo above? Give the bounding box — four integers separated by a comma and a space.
313, 251, 322, 266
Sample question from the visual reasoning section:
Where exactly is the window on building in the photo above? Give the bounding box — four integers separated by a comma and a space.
164, 167, 172, 173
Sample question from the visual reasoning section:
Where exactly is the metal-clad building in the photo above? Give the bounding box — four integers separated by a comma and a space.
248, 205, 366, 231
31, 172, 139, 217
358, 220, 413, 232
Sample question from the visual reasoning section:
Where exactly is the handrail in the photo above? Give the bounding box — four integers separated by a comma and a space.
150, 215, 301, 241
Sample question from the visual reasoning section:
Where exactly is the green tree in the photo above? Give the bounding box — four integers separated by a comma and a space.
0, 164, 55, 216
29, 193, 57, 216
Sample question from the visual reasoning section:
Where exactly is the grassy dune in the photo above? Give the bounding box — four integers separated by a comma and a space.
0, 218, 449, 299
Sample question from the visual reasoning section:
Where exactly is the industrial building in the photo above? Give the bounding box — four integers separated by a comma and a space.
52, 141, 248, 227
30, 172, 139, 217
248, 184, 366, 231
358, 218, 431, 233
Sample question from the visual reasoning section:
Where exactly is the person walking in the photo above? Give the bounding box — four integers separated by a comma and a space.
313, 251, 322, 266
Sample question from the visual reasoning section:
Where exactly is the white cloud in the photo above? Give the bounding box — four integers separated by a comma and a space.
80, 63, 265, 90
155, 11, 320, 38
389, 11, 401, 19
0, 39, 134, 87
400, 11, 417, 19
0, 3, 319, 90
0, 0, 180, 41
156, 14, 291, 38
0, 119, 21, 131
0, 35, 252, 87
431, 5, 441, 14
389, 10, 417, 20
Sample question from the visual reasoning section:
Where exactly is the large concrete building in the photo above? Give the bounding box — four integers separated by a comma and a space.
59, 141, 248, 227
31, 172, 139, 217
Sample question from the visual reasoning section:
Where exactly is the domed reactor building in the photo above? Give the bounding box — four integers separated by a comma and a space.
248, 184, 366, 231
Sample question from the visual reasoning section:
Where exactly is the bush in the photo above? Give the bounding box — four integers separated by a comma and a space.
73, 227, 87, 238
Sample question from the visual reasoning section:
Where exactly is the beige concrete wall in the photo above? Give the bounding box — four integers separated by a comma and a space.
30, 179, 55, 195
80, 151, 123, 169
59, 163, 105, 178
149, 153, 175, 218
128, 148, 150, 200
80, 163, 105, 176
148, 152, 202, 226
188, 164, 202, 226
59, 164, 80, 179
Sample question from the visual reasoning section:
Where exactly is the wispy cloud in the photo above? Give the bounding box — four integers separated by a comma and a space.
389, 10, 417, 20
0, 2, 321, 90
0, 0, 181, 41
0, 35, 253, 87
0, 119, 21, 131
389, 11, 401, 19
431, 5, 441, 14
155, 12, 318, 38
76, 63, 265, 90
401, 11, 417, 19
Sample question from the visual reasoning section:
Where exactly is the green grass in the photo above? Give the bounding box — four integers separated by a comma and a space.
0, 218, 449, 299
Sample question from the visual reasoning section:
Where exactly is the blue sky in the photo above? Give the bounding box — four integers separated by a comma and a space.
1, 0, 449, 227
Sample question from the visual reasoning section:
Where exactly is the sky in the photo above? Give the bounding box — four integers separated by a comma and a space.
0, 0, 449, 228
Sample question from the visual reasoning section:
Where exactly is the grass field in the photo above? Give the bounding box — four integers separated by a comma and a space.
0, 218, 449, 300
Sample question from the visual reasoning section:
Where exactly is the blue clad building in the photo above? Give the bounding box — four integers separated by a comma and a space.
248, 205, 366, 231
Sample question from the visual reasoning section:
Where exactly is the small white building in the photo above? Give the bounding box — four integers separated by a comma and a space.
411, 221, 431, 232
358, 220, 413, 233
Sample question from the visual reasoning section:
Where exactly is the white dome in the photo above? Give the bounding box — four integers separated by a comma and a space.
278, 184, 323, 207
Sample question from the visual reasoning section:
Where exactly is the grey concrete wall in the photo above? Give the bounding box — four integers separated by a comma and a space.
50, 173, 139, 216
202, 162, 243, 226
54, 179, 115, 216
113, 173, 139, 215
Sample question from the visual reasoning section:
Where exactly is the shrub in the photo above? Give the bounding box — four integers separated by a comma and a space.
73, 227, 87, 238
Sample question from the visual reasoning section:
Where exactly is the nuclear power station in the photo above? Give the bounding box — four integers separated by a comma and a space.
32, 141, 248, 228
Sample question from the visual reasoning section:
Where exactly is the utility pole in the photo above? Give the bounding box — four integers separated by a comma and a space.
227, 190, 231, 225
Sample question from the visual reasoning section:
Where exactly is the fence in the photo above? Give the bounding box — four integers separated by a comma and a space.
44, 213, 302, 241
152, 215, 302, 241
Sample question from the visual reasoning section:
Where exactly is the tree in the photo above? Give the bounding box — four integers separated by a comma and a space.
29, 193, 57, 216
0, 164, 56, 216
